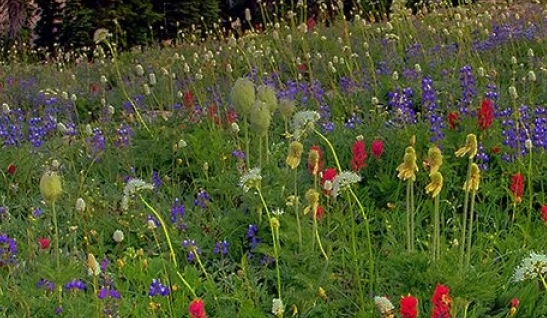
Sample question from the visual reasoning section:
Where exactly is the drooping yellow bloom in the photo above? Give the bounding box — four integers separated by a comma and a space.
425, 146, 443, 174
425, 171, 443, 198
455, 134, 478, 159
303, 188, 320, 215
286, 141, 304, 169
463, 163, 481, 192
397, 146, 419, 181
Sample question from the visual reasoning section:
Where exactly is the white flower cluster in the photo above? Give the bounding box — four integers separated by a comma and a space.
239, 168, 262, 193
513, 251, 547, 282
121, 178, 154, 211
331, 171, 362, 197
271, 298, 284, 317
374, 296, 394, 315
291, 111, 320, 140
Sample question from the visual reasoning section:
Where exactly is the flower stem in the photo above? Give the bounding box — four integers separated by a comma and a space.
465, 190, 477, 266
257, 188, 283, 300
406, 180, 412, 252
433, 194, 441, 261
52, 201, 60, 270
293, 169, 302, 251
139, 195, 196, 298
460, 159, 473, 268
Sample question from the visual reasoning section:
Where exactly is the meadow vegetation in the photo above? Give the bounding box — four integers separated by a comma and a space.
1, 0, 547, 317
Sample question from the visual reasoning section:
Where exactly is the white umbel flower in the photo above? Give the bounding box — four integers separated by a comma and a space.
272, 298, 285, 317
331, 171, 362, 198
291, 111, 320, 140
121, 178, 154, 210
239, 168, 262, 192
513, 251, 547, 282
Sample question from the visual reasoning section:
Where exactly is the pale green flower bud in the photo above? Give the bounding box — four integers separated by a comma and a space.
40, 170, 62, 204
278, 98, 296, 119
231, 77, 256, 117
249, 100, 271, 136
257, 85, 278, 113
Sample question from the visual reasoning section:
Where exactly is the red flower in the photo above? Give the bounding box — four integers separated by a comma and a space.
89, 83, 99, 94
6, 164, 16, 176
478, 98, 494, 130
541, 205, 547, 222
38, 237, 51, 250
447, 112, 460, 130
189, 298, 208, 318
510, 173, 525, 203
307, 17, 316, 31
400, 295, 418, 318
320, 168, 337, 195
315, 205, 324, 219
183, 91, 195, 109
431, 305, 451, 318
297, 63, 308, 74
307, 145, 324, 176
371, 140, 384, 160
491, 146, 501, 154
431, 284, 452, 308
510, 298, 519, 308
350, 139, 367, 172
225, 109, 238, 126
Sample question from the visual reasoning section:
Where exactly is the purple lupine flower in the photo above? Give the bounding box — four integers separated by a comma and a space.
148, 278, 170, 297
64, 279, 87, 291
476, 143, 490, 171
170, 198, 186, 224
152, 170, 162, 188
194, 190, 211, 209
345, 113, 363, 129
245, 224, 261, 256
146, 215, 161, 228
387, 87, 416, 126
458, 65, 476, 116
87, 127, 106, 156
36, 278, 55, 291
232, 149, 246, 160
100, 257, 110, 273
55, 307, 63, 315
422, 76, 444, 143
182, 239, 201, 262
260, 255, 275, 266
214, 239, 229, 255
0, 233, 17, 266
98, 287, 121, 299
115, 124, 134, 148
28, 117, 46, 147
33, 207, 43, 218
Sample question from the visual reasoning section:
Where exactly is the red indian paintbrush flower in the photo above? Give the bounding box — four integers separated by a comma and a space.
351, 137, 367, 172
371, 140, 384, 160
541, 205, 547, 222
400, 295, 418, 318
478, 98, 494, 130
183, 91, 195, 109
315, 205, 324, 219
320, 168, 337, 195
7, 163, 16, 176
38, 237, 51, 250
509, 298, 519, 317
431, 284, 452, 318
510, 173, 525, 203
189, 298, 208, 318
447, 111, 460, 130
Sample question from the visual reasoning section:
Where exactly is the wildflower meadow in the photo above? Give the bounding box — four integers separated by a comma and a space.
2, 0, 547, 317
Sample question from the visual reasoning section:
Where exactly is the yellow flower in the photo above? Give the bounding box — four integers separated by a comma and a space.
425, 171, 443, 198
308, 148, 321, 176
397, 146, 418, 181
317, 287, 328, 300
425, 146, 443, 174
286, 141, 304, 169
455, 134, 478, 159
463, 163, 481, 192
303, 189, 320, 215
40, 170, 62, 204
270, 217, 280, 230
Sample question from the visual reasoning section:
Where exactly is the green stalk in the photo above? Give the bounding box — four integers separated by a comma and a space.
139, 195, 196, 298
293, 169, 302, 251
244, 116, 251, 168
465, 190, 477, 266
346, 193, 363, 309
406, 180, 412, 252
433, 194, 441, 261
52, 201, 60, 270
194, 252, 218, 301
459, 159, 473, 268
257, 189, 283, 300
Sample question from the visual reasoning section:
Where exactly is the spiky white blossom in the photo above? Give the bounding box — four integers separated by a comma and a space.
513, 251, 547, 282
121, 178, 154, 210
291, 111, 320, 140
331, 171, 362, 198
239, 168, 262, 192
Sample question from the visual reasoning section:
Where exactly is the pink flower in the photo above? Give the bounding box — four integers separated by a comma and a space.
189, 298, 208, 318
371, 140, 384, 160
350, 139, 367, 172
38, 237, 51, 250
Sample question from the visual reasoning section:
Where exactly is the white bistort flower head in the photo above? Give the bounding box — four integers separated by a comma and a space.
331, 171, 362, 198
271, 298, 285, 317
239, 168, 262, 192
291, 110, 320, 140
121, 178, 154, 211
513, 251, 547, 282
